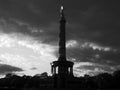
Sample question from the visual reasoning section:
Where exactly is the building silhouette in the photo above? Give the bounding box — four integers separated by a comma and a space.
51, 6, 74, 88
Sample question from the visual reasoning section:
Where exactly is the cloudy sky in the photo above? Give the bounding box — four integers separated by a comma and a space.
0, 0, 120, 77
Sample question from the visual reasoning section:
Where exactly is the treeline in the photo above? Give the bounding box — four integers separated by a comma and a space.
0, 70, 120, 89
0, 72, 53, 89
67, 70, 120, 89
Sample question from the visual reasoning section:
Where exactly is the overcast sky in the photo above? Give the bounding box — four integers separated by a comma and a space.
0, 0, 120, 77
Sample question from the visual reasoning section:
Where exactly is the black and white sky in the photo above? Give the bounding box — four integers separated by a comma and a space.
0, 0, 120, 77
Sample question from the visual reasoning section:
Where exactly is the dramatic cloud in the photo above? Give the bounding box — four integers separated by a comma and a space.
0, 32, 57, 76
0, 0, 120, 76
0, 64, 23, 75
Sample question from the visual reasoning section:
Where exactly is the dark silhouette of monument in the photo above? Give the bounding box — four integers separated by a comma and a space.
51, 5, 74, 88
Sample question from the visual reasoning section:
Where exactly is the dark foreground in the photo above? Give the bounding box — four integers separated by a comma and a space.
0, 70, 120, 89
0, 87, 120, 90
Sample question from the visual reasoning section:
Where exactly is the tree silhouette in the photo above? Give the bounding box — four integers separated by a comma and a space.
0, 70, 120, 89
